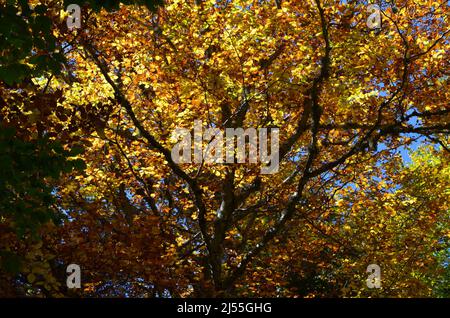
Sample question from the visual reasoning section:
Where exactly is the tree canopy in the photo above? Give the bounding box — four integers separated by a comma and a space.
0, 0, 449, 297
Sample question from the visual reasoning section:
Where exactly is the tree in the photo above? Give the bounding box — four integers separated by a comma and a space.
0, 0, 449, 297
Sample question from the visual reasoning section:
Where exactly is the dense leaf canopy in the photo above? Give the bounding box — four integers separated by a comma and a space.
0, 0, 449, 297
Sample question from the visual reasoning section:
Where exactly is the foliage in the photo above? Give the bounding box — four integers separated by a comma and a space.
0, 0, 65, 84
0, 0, 449, 297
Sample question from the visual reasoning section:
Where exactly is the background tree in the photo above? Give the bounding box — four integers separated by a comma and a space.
0, 0, 449, 297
